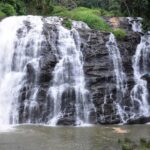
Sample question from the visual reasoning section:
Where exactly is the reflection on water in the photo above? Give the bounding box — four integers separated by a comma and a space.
0, 125, 149, 150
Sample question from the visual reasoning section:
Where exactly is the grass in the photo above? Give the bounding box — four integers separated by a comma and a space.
0, 3, 16, 16
118, 138, 150, 150
51, 6, 127, 39
0, 4, 127, 40
63, 18, 72, 29
0, 11, 6, 17
112, 28, 126, 39
51, 6, 112, 31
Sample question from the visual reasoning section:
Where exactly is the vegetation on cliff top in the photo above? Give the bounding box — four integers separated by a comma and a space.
53, 6, 126, 39
112, 28, 126, 39
53, 7, 111, 31
0, 0, 149, 31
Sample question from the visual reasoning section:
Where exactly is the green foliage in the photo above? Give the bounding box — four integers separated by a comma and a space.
0, 10, 6, 17
0, 0, 149, 31
70, 7, 111, 30
15, 1, 26, 15
63, 18, 72, 29
118, 138, 133, 150
140, 138, 150, 149
112, 28, 126, 39
0, 3, 16, 16
124, 138, 132, 143
3, 4, 16, 15
25, 0, 54, 15
53, 7, 112, 31
120, 0, 150, 29
142, 19, 150, 31
122, 144, 132, 150
140, 138, 147, 145
118, 138, 150, 150
5, 0, 16, 5
52, 6, 68, 15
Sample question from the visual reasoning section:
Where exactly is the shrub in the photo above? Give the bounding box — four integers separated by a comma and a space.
6, 0, 16, 6
63, 18, 72, 29
0, 11, 6, 17
119, 138, 150, 150
70, 8, 110, 31
140, 138, 147, 145
122, 144, 132, 150
0, 3, 16, 16
52, 7, 111, 31
142, 19, 150, 31
15, 1, 26, 15
140, 138, 150, 149
112, 28, 126, 39
52, 6, 68, 15
124, 138, 132, 143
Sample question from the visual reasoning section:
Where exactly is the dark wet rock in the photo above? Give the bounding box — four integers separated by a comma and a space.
78, 28, 141, 124
57, 117, 76, 126
16, 22, 58, 124
127, 116, 150, 124
61, 87, 76, 117
141, 74, 150, 82
14, 17, 145, 125
141, 74, 150, 95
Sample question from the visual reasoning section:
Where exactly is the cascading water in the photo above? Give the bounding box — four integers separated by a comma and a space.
0, 16, 94, 126
130, 33, 150, 118
0, 16, 44, 125
104, 18, 150, 123
127, 17, 142, 32
0, 15, 149, 126
128, 18, 150, 120
106, 33, 128, 123
47, 25, 94, 126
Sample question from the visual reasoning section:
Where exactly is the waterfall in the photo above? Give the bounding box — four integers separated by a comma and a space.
106, 33, 127, 123
0, 16, 27, 125
127, 17, 142, 32
0, 16, 149, 126
128, 18, 150, 120
0, 16, 44, 125
47, 25, 94, 126
0, 16, 94, 126
130, 33, 150, 118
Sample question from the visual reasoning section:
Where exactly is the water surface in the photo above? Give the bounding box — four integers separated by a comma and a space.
0, 125, 150, 150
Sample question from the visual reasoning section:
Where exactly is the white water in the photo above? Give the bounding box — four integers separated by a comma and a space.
127, 17, 142, 32
48, 25, 94, 126
0, 16, 44, 125
128, 18, 150, 119
131, 34, 150, 118
0, 16, 149, 126
0, 16, 25, 125
0, 16, 94, 126
106, 33, 127, 123
72, 20, 90, 30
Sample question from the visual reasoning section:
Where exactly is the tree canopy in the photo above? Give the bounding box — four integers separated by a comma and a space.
0, 0, 149, 29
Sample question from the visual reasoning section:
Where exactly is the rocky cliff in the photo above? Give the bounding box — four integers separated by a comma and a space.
0, 16, 149, 125
79, 29, 141, 124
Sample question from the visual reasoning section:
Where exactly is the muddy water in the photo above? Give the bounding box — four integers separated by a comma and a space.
0, 125, 149, 150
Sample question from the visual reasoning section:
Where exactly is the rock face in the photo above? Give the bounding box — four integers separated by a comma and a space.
103, 17, 131, 31
14, 18, 148, 125
102, 17, 142, 33
79, 29, 141, 124
0, 16, 149, 126
16, 23, 58, 123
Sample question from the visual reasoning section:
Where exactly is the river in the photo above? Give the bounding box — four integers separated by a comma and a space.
0, 125, 149, 150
